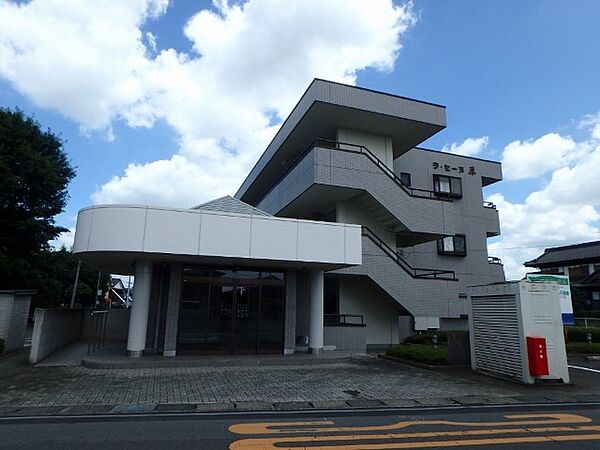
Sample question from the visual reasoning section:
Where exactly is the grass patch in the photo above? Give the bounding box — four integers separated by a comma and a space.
566, 342, 600, 354
386, 344, 448, 365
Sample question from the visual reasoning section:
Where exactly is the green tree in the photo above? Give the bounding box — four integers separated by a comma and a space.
33, 248, 108, 308
0, 108, 76, 297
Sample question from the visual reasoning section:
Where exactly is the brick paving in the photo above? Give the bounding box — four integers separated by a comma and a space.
0, 350, 519, 408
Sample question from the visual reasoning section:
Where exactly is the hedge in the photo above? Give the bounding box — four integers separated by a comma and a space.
565, 326, 600, 343
566, 342, 600, 354
386, 344, 448, 365
403, 331, 448, 345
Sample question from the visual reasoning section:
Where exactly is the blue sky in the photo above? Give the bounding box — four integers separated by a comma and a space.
1, 0, 599, 278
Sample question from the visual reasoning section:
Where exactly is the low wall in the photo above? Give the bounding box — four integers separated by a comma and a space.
0, 290, 35, 353
81, 308, 130, 341
29, 308, 84, 364
324, 325, 366, 354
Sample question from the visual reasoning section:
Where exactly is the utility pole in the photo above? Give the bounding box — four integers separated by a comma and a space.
70, 260, 82, 308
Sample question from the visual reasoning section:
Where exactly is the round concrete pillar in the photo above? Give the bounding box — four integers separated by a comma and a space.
126, 261, 153, 357
308, 270, 324, 354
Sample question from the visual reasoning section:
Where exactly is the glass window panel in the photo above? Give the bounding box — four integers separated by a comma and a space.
450, 177, 462, 196
177, 282, 209, 352
454, 235, 466, 253
443, 236, 455, 252
400, 172, 411, 187
258, 285, 284, 353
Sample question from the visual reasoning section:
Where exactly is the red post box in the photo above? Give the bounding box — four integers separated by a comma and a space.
526, 336, 549, 377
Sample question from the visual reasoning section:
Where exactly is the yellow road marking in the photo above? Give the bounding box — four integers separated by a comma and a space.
228, 413, 591, 435
229, 425, 600, 449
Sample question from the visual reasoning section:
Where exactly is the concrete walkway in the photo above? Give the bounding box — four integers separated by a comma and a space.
2, 346, 599, 417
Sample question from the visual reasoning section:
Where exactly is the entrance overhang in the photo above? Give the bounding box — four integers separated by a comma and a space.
73, 204, 362, 274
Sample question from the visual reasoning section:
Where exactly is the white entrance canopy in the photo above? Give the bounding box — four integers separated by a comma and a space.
72, 204, 362, 274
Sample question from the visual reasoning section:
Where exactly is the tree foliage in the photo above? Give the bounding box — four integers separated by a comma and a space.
0, 108, 77, 303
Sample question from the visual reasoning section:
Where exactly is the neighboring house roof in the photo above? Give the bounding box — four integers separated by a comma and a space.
191, 195, 271, 217
574, 269, 600, 288
110, 278, 125, 290
524, 241, 600, 268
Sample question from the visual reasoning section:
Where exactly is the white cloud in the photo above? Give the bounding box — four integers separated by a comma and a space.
501, 133, 583, 180
0, 0, 417, 207
488, 117, 600, 279
49, 228, 76, 250
442, 136, 489, 157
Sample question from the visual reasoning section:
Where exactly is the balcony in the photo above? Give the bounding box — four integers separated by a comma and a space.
483, 201, 501, 237
488, 256, 506, 281
256, 139, 458, 240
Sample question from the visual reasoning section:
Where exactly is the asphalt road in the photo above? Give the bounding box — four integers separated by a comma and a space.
2, 403, 600, 449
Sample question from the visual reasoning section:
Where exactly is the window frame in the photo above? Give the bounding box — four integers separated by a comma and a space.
433, 174, 463, 198
399, 172, 411, 187
437, 234, 467, 257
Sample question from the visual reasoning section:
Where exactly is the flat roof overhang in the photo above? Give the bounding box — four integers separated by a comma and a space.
236, 79, 447, 205
73, 205, 362, 275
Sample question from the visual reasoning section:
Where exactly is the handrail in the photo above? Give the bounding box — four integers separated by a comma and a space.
255, 138, 453, 206
362, 226, 457, 281
483, 201, 497, 209
488, 256, 503, 265
324, 314, 365, 326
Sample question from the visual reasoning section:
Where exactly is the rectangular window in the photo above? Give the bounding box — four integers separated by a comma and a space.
400, 172, 411, 187
437, 234, 467, 256
433, 174, 462, 198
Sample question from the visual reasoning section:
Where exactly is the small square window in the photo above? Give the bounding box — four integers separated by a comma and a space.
437, 234, 466, 256
400, 172, 411, 187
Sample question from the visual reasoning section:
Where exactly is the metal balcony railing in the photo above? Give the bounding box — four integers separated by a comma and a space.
255, 138, 454, 206
363, 226, 457, 281
488, 256, 503, 265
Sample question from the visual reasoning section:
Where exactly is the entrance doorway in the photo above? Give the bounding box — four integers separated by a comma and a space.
177, 267, 285, 354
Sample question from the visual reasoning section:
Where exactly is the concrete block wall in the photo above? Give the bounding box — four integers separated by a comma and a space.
335, 236, 459, 317
0, 290, 33, 353
29, 308, 84, 364
395, 148, 505, 298
324, 325, 366, 353
81, 308, 130, 341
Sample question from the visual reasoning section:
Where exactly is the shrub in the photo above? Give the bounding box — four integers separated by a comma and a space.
386, 344, 448, 365
403, 331, 448, 345
566, 342, 600, 354
565, 326, 600, 343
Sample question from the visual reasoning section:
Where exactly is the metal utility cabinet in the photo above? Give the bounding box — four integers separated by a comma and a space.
468, 281, 569, 384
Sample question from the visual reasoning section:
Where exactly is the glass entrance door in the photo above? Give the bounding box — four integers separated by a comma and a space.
177, 267, 285, 355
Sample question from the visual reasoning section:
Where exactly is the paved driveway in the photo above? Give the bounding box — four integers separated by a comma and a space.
0, 350, 519, 408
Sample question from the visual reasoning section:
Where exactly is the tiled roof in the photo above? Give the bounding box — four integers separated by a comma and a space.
524, 240, 600, 268
191, 195, 271, 217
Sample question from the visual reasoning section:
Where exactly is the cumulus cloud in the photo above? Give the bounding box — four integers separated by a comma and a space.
489, 115, 600, 279
0, 0, 417, 207
442, 136, 489, 157
501, 133, 584, 180
49, 228, 76, 250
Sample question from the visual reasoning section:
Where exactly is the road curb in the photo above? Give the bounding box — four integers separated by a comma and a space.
5, 393, 600, 418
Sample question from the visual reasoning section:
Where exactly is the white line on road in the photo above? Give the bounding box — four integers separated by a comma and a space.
569, 364, 600, 374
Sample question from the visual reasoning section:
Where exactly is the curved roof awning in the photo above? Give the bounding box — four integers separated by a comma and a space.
73, 204, 362, 275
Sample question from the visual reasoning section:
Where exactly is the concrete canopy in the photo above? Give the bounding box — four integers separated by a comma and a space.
72, 204, 362, 275
235, 79, 447, 205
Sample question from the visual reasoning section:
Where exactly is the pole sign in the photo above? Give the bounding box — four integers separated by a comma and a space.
526, 273, 574, 325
